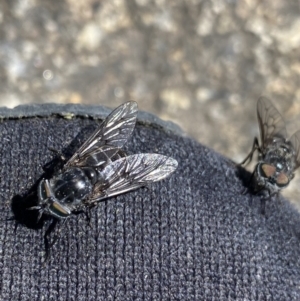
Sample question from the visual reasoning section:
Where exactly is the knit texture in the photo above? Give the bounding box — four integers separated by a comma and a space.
0, 107, 300, 300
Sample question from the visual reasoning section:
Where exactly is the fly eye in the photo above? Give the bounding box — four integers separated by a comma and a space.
50, 201, 70, 218
276, 173, 289, 187
259, 163, 276, 178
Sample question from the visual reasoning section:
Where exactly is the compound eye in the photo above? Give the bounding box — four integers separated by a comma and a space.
260, 163, 276, 178
50, 201, 71, 218
276, 173, 289, 188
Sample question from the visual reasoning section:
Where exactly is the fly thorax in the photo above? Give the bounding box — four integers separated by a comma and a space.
82, 167, 98, 185
52, 167, 93, 205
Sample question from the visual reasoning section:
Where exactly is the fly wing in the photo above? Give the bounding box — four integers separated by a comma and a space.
65, 101, 138, 168
257, 97, 287, 149
86, 153, 178, 203
289, 130, 300, 170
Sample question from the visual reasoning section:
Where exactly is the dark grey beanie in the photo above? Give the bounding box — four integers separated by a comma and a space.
0, 104, 299, 300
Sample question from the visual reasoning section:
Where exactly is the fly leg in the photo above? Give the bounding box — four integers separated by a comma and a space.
42, 148, 66, 175
240, 170, 255, 195
73, 208, 92, 227
240, 137, 260, 166
260, 197, 266, 215
272, 191, 281, 210
2, 216, 20, 233
44, 218, 67, 262
48, 147, 66, 162
260, 191, 279, 215
44, 219, 58, 261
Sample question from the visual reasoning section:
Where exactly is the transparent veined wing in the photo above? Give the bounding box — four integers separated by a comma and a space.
257, 97, 287, 149
86, 153, 178, 203
290, 130, 300, 170
65, 101, 138, 168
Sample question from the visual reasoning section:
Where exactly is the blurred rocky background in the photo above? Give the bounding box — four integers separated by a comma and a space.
1, 0, 300, 208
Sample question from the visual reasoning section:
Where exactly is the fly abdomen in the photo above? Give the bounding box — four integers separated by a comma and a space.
79, 145, 123, 167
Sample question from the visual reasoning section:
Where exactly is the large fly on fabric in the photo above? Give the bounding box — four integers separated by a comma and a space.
31, 101, 178, 259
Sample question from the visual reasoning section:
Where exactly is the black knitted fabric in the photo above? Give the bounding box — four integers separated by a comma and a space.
0, 105, 300, 301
